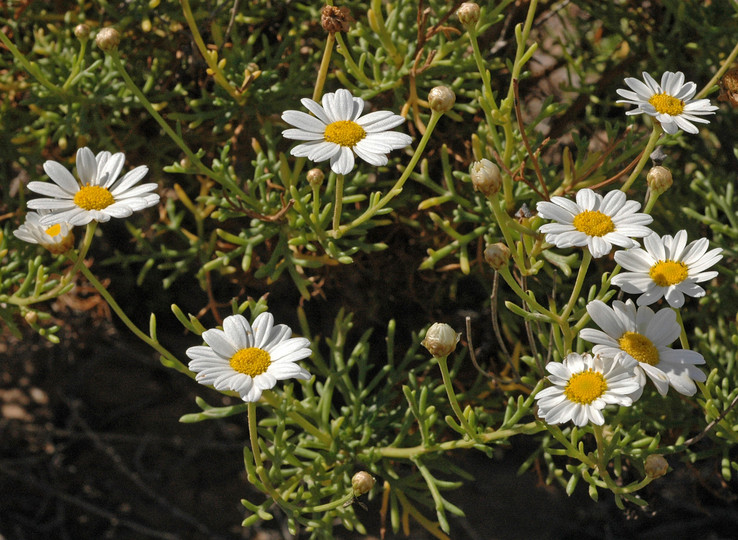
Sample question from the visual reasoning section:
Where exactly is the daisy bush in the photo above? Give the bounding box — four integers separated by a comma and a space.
2, 1, 738, 539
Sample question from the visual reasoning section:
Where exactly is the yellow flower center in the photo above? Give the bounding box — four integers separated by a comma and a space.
45, 223, 62, 237
618, 331, 660, 366
230, 347, 271, 377
324, 120, 366, 147
73, 185, 115, 211
564, 369, 608, 405
648, 92, 685, 116
572, 210, 615, 237
649, 260, 688, 287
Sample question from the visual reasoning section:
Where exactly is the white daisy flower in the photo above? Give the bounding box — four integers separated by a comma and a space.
612, 230, 722, 308
186, 312, 311, 403
281, 88, 413, 175
580, 299, 706, 398
27, 147, 159, 226
536, 188, 654, 258
616, 71, 718, 135
535, 352, 640, 427
13, 211, 75, 254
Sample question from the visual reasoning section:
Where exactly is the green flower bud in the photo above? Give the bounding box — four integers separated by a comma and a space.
422, 323, 460, 358
428, 86, 456, 113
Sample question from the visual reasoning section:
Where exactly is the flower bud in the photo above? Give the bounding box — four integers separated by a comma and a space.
321, 5, 354, 34
24, 311, 38, 325
644, 454, 668, 479
484, 242, 510, 270
646, 165, 672, 195
95, 27, 121, 51
351, 471, 375, 497
470, 158, 501, 196
307, 168, 324, 187
428, 86, 456, 113
457, 2, 480, 28
421, 323, 460, 358
74, 24, 91, 40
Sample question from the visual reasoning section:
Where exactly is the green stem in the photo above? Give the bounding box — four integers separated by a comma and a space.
497, 264, 556, 318
179, 0, 245, 104
560, 249, 591, 352
621, 125, 662, 192
260, 391, 332, 445
313, 32, 335, 102
0, 30, 62, 95
304, 492, 355, 513
696, 38, 738, 100
436, 355, 478, 440
334, 110, 443, 237
107, 50, 252, 202
332, 174, 345, 232
62, 37, 89, 91
75, 257, 189, 375
366, 422, 544, 459
674, 308, 690, 349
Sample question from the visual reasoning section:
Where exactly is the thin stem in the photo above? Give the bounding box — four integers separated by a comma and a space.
75, 258, 190, 375
334, 110, 443, 237
435, 355, 478, 440
621, 125, 661, 192
312, 32, 335, 102
696, 39, 738, 100
332, 174, 345, 232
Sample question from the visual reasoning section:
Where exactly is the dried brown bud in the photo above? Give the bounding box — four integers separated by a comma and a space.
646, 165, 672, 195
95, 27, 121, 51
457, 2, 481, 28
307, 168, 325, 187
74, 24, 91, 40
718, 67, 738, 108
645, 454, 668, 479
428, 86, 456, 113
484, 242, 511, 270
421, 323, 460, 358
351, 471, 375, 497
321, 5, 354, 34
470, 159, 501, 196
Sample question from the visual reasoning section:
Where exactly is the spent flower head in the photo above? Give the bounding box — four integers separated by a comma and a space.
281, 88, 412, 175
536, 188, 653, 258
580, 299, 706, 398
186, 312, 312, 403
13, 211, 74, 254
616, 71, 718, 135
27, 147, 159, 226
612, 230, 722, 308
535, 352, 640, 427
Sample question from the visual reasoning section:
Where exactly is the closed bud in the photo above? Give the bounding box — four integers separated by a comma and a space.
428, 86, 456, 113
24, 311, 38, 325
95, 27, 121, 51
470, 159, 501, 196
457, 2, 480, 28
645, 454, 668, 479
307, 168, 324, 187
646, 165, 672, 195
351, 471, 375, 497
484, 242, 510, 270
74, 24, 91, 40
421, 323, 460, 358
